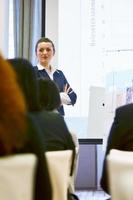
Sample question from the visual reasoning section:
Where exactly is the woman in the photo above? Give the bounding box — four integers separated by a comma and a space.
37, 78, 77, 200
37, 78, 75, 174
34, 37, 77, 116
8, 58, 52, 200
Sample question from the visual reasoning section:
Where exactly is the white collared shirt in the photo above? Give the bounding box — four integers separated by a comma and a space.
37, 63, 71, 105
37, 63, 56, 80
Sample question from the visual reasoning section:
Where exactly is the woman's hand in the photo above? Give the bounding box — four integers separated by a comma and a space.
64, 83, 71, 94
60, 84, 71, 105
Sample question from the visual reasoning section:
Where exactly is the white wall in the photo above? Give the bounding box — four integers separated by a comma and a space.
58, 0, 81, 117
45, 0, 58, 67
0, 0, 9, 57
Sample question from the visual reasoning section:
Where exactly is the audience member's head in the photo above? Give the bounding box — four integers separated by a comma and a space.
8, 58, 40, 112
38, 78, 61, 111
0, 55, 27, 155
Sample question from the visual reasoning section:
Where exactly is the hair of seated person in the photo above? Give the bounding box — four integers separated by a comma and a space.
8, 58, 41, 112
38, 78, 61, 111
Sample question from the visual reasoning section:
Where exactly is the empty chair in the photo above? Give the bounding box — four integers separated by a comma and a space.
45, 150, 73, 200
0, 154, 37, 200
107, 149, 133, 200
69, 132, 79, 193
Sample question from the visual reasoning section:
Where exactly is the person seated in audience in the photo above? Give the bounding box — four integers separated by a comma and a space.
39, 78, 79, 193
37, 78, 75, 168
38, 78, 77, 199
7, 58, 52, 200
100, 103, 133, 196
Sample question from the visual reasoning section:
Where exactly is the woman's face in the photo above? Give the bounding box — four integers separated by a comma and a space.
36, 42, 54, 66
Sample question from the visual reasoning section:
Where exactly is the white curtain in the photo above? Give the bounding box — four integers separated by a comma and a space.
13, 0, 42, 64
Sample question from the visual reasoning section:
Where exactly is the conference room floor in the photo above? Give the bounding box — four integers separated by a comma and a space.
76, 190, 110, 200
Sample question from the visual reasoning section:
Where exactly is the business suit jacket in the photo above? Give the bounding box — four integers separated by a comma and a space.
100, 103, 133, 194
30, 109, 75, 175
34, 66, 77, 116
21, 112, 52, 200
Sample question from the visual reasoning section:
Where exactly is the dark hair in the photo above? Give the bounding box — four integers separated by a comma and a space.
8, 58, 40, 112
38, 78, 61, 111
35, 37, 55, 54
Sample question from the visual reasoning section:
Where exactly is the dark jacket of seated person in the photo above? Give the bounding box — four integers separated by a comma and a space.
8, 58, 52, 200
37, 78, 75, 175
100, 103, 133, 194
